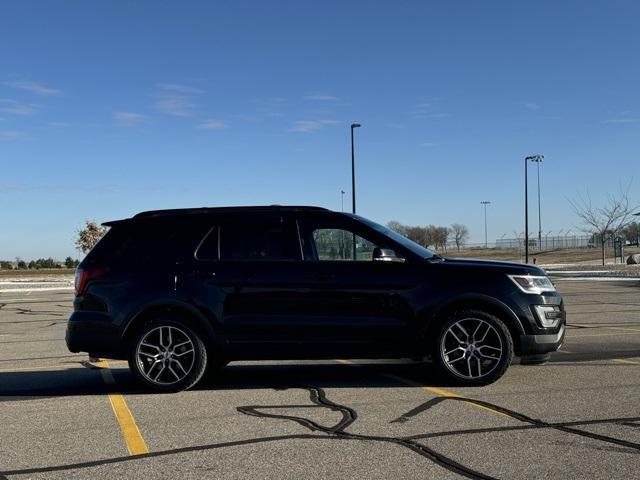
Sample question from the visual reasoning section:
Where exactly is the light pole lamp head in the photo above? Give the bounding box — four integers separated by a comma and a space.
351, 123, 361, 129
480, 200, 491, 205
526, 154, 544, 163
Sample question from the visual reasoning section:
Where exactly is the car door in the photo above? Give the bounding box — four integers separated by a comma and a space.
190, 212, 323, 358
298, 214, 425, 357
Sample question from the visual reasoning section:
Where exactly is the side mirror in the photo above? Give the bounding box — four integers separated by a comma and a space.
372, 247, 405, 263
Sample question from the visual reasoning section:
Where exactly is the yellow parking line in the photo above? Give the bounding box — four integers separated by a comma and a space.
96, 360, 149, 456
384, 373, 509, 417
613, 358, 640, 365
336, 359, 507, 418
0, 364, 75, 373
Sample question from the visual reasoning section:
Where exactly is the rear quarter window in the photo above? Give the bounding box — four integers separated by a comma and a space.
85, 218, 211, 268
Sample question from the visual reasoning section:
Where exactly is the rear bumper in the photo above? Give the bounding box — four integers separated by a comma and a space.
519, 323, 565, 355
66, 311, 123, 358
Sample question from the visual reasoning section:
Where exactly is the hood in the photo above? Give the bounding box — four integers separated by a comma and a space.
439, 257, 546, 275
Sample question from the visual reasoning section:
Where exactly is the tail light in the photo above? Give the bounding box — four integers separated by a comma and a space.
74, 266, 108, 296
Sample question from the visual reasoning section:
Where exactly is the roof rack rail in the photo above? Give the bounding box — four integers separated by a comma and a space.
133, 205, 330, 219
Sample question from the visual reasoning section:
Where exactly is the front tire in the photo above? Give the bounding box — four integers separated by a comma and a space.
431, 310, 513, 386
128, 317, 208, 392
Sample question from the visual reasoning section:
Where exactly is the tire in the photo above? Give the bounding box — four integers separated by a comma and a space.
431, 309, 513, 386
128, 317, 208, 392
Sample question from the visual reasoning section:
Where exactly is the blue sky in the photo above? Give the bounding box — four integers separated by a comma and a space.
1, 1, 639, 259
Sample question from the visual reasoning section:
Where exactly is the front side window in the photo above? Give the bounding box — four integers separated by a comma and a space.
219, 220, 300, 261
312, 228, 379, 261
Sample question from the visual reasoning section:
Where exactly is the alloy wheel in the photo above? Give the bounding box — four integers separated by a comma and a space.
135, 325, 195, 385
440, 317, 503, 379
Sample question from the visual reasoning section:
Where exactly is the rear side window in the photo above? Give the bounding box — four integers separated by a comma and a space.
218, 219, 301, 261
85, 218, 211, 268
83, 225, 129, 265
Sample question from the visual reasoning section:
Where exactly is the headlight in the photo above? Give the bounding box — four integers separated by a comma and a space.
507, 275, 556, 294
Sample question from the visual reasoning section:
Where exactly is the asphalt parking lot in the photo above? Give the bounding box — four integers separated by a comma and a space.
0, 280, 638, 479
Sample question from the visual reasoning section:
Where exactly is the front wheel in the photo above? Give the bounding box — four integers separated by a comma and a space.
128, 318, 208, 392
431, 310, 513, 386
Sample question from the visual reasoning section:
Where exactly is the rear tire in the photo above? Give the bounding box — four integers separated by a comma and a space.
128, 317, 208, 392
431, 309, 513, 386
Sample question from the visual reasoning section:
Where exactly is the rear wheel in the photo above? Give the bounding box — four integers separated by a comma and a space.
128, 317, 208, 392
432, 310, 513, 386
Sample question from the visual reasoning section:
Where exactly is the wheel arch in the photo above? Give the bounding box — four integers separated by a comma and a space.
122, 301, 217, 353
423, 294, 526, 356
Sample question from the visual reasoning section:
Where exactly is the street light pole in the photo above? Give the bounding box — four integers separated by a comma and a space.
350, 123, 361, 214
529, 156, 544, 250
350, 123, 361, 261
340, 190, 345, 212
480, 201, 491, 248
524, 155, 544, 263
524, 157, 529, 263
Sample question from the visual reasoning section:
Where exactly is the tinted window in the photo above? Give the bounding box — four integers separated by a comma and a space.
219, 219, 300, 261
87, 218, 211, 267
356, 215, 438, 259
194, 227, 219, 260
126, 219, 211, 266
312, 228, 379, 261
83, 225, 127, 265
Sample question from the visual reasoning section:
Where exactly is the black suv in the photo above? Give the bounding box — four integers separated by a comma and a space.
67, 206, 565, 391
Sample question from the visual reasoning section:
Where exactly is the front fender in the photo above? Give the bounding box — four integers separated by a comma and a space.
420, 293, 527, 337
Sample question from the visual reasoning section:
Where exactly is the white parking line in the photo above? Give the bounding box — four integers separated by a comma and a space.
0, 287, 75, 293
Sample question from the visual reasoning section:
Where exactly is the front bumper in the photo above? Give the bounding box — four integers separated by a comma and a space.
66, 311, 122, 357
519, 323, 565, 355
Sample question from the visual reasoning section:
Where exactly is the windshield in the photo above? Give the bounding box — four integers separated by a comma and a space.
355, 215, 439, 260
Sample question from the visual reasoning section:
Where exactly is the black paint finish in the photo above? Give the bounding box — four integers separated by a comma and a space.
66, 206, 565, 368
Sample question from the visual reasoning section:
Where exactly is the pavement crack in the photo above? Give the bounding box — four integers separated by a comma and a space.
238, 386, 497, 479
2, 386, 639, 479
390, 396, 640, 453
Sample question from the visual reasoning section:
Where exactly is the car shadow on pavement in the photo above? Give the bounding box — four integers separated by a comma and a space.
0, 350, 637, 400
0, 361, 455, 399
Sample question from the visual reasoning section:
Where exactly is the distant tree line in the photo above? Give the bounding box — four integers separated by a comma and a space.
0, 257, 80, 270
386, 221, 470, 251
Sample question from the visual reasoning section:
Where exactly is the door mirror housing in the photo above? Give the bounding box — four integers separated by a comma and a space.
372, 247, 405, 263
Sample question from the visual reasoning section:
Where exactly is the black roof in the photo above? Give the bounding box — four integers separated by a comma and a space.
103, 205, 331, 226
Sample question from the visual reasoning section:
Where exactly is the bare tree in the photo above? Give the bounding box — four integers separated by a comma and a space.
406, 226, 427, 247
75, 220, 107, 254
385, 221, 452, 251
386, 221, 408, 237
435, 226, 449, 252
569, 184, 637, 265
450, 223, 469, 251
